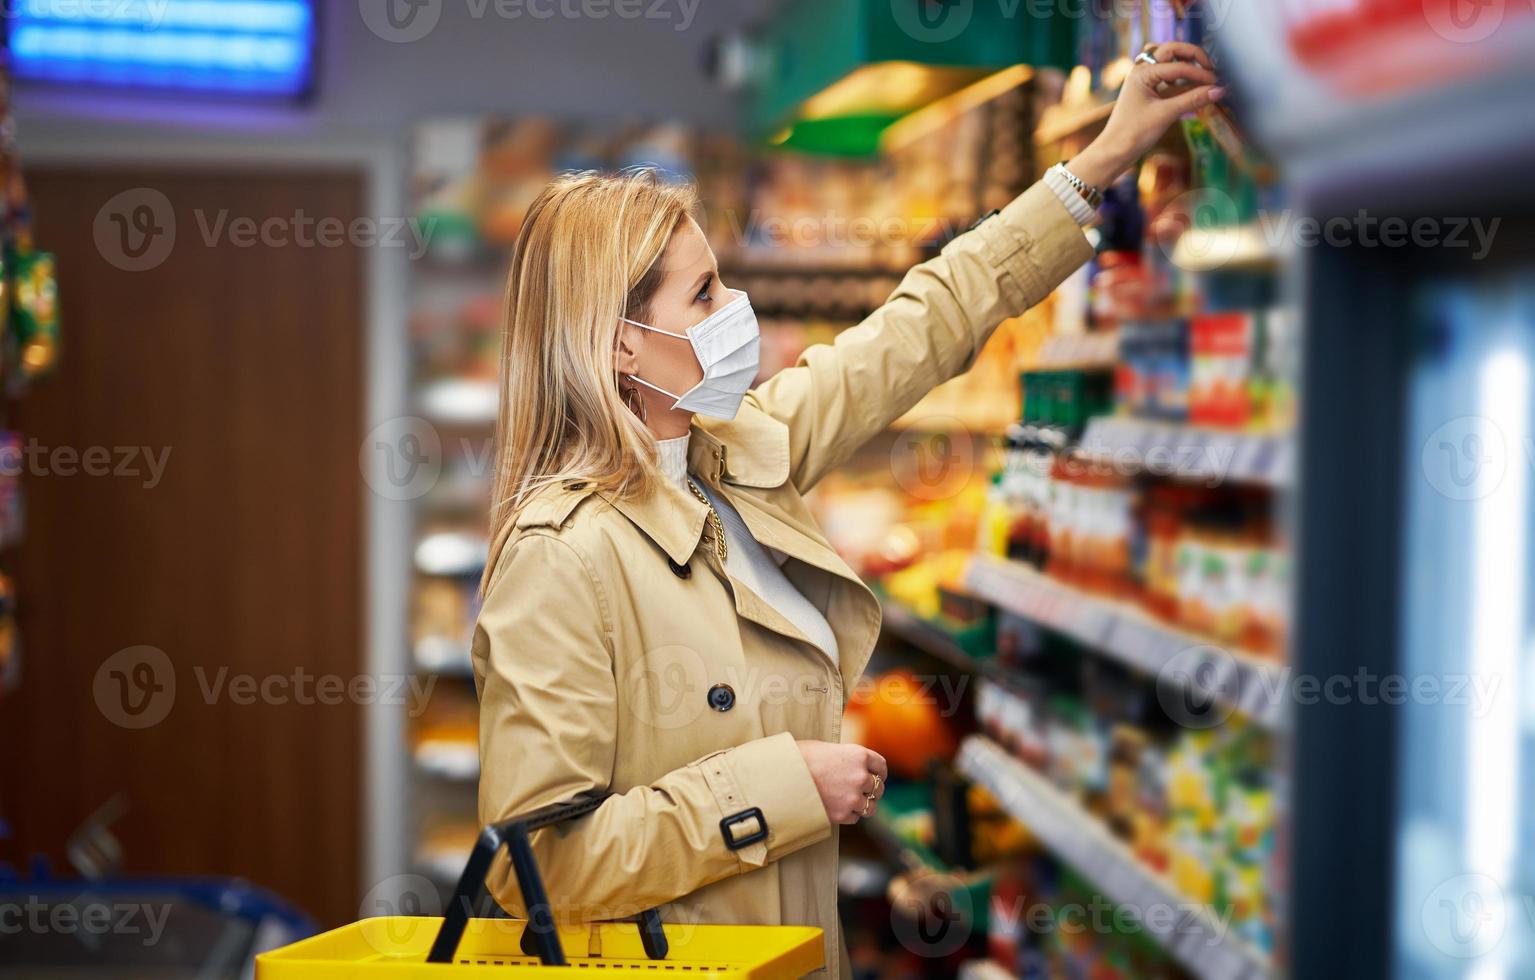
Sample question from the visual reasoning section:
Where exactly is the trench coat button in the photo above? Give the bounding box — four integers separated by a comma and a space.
707, 683, 735, 712
667, 557, 690, 579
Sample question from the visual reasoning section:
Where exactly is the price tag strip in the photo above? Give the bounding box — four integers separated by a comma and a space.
966, 554, 1287, 730
1080, 417, 1292, 488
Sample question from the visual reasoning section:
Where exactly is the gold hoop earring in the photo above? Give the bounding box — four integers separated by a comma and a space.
621, 380, 649, 423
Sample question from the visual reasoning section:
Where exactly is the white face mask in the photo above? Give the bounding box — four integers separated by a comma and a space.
622, 289, 761, 420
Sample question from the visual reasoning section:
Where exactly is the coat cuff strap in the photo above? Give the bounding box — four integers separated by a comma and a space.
697, 731, 832, 870
972, 179, 1097, 310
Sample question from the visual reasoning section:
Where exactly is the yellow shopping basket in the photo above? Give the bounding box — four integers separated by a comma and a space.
256, 794, 824, 978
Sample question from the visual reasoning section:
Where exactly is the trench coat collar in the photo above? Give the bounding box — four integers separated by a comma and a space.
599, 404, 792, 567
601, 477, 710, 568
689, 403, 791, 489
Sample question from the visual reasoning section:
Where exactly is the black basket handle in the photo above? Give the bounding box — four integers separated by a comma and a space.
425, 793, 668, 966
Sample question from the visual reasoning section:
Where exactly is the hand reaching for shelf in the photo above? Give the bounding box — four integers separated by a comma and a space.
1068, 40, 1225, 190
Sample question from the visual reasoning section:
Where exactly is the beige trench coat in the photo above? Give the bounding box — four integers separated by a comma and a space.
472, 181, 1092, 977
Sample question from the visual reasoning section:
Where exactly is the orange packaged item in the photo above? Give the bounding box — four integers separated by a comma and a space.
1190, 313, 1254, 429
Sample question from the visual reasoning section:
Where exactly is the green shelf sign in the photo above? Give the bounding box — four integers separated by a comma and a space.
752, 0, 1078, 157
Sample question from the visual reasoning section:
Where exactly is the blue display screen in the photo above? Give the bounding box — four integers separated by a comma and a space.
7, 1, 316, 98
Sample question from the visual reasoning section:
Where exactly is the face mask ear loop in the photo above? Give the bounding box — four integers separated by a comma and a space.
620, 316, 689, 341
625, 372, 685, 409
620, 315, 696, 410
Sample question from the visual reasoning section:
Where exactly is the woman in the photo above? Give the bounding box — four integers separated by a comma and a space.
473, 43, 1221, 976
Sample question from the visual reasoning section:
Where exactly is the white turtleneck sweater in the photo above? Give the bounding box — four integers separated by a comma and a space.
657, 435, 840, 662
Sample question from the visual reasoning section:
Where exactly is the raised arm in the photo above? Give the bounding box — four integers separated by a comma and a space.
474, 532, 832, 920
747, 39, 1222, 492
748, 180, 1093, 492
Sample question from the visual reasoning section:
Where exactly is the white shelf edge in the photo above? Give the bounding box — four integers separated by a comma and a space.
964, 554, 1287, 730
1079, 416, 1294, 488
957, 736, 1271, 980
1170, 224, 1280, 273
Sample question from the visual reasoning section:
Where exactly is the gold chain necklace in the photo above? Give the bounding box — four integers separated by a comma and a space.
686, 478, 728, 563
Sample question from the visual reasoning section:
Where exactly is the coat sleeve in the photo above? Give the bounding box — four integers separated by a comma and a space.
747, 179, 1095, 492
474, 531, 833, 921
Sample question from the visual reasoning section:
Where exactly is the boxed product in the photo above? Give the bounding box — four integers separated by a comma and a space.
1116, 318, 1191, 421
1189, 312, 1255, 428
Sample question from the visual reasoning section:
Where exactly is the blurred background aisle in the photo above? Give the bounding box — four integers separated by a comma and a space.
0, 2, 1533, 978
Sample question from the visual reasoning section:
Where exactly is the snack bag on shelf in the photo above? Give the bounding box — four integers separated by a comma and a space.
1170, 817, 1217, 905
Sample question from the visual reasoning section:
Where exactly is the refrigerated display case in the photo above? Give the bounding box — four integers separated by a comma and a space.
1216, 4, 1535, 978
850, 1, 1535, 973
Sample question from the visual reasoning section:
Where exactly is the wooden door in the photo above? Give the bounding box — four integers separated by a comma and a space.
0, 167, 366, 927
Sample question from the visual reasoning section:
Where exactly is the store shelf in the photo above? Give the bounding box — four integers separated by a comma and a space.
414, 738, 479, 781
1079, 415, 1293, 487
861, 808, 936, 876
879, 599, 1043, 704
717, 261, 906, 322
878, 600, 978, 676
1035, 99, 1114, 145
964, 554, 1286, 730
1171, 224, 1280, 273
1024, 331, 1119, 372
858, 801, 986, 929
719, 259, 913, 279
957, 736, 1271, 980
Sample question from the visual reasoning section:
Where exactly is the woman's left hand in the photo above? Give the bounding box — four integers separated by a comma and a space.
1067, 40, 1225, 190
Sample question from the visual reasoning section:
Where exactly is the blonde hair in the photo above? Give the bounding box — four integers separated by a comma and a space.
483, 168, 698, 591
